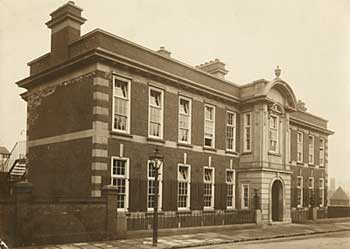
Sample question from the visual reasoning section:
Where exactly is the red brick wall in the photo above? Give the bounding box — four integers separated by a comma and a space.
108, 139, 239, 212
27, 75, 94, 140
28, 137, 92, 198
290, 165, 327, 208
130, 81, 148, 137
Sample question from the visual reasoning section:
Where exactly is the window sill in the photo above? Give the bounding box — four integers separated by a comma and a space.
203, 146, 216, 152
147, 137, 166, 144
203, 208, 215, 212
177, 209, 191, 213
308, 163, 315, 167
296, 162, 304, 166
117, 209, 129, 213
110, 131, 133, 138
177, 142, 193, 148
146, 209, 164, 214
241, 152, 252, 156
268, 152, 281, 157
226, 207, 237, 211
225, 150, 238, 156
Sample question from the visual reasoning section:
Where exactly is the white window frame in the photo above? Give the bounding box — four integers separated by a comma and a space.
147, 160, 163, 211
243, 113, 252, 152
308, 177, 314, 190
111, 156, 130, 212
204, 104, 215, 148
319, 138, 325, 167
226, 169, 236, 209
241, 184, 249, 209
308, 135, 314, 165
297, 176, 303, 208
226, 111, 236, 152
177, 164, 191, 210
112, 75, 131, 133
319, 178, 325, 207
148, 87, 164, 139
297, 132, 304, 163
178, 96, 192, 144
269, 114, 279, 153
203, 166, 215, 210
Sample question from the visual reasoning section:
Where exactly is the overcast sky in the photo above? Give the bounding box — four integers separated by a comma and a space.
0, 0, 349, 185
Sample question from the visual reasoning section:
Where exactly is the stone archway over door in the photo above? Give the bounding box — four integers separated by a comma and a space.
271, 180, 283, 221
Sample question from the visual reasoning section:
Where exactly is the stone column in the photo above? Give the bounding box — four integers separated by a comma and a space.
14, 181, 33, 246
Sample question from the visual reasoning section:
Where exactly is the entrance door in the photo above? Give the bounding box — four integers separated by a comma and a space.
272, 180, 283, 221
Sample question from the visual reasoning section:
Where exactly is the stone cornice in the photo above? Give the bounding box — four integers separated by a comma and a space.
16, 48, 241, 105
290, 116, 334, 135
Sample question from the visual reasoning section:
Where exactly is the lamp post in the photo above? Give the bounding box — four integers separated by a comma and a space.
149, 146, 164, 247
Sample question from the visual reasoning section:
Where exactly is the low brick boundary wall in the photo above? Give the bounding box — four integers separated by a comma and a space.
0, 183, 120, 247
328, 206, 350, 218
291, 207, 328, 222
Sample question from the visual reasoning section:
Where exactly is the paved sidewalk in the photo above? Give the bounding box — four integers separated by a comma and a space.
18, 218, 350, 249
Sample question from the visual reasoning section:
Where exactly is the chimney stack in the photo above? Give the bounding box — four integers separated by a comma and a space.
46, 1, 86, 64
157, 46, 171, 58
196, 59, 229, 79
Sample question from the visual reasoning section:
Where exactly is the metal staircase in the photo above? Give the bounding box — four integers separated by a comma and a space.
3, 141, 27, 190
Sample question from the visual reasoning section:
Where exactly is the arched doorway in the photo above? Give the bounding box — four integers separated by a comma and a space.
271, 180, 283, 221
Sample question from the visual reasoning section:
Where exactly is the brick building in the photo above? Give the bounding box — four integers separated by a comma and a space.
16, 2, 333, 226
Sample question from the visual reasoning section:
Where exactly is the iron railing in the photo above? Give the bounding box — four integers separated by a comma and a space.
3, 141, 26, 172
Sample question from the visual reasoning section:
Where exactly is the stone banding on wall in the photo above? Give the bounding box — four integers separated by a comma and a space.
91, 76, 111, 197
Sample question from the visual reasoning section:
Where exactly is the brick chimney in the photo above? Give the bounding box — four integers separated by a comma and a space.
157, 46, 171, 58
196, 59, 229, 79
46, 1, 86, 64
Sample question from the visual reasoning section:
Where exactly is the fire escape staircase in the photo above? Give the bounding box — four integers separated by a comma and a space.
3, 141, 27, 191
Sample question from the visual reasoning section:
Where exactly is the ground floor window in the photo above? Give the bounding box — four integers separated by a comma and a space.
147, 160, 162, 211
319, 178, 325, 207
111, 157, 129, 211
297, 176, 303, 208
203, 167, 215, 209
241, 184, 249, 209
178, 164, 191, 210
226, 169, 235, 209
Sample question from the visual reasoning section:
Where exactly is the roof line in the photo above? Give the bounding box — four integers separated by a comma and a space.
70, 28, 242, 87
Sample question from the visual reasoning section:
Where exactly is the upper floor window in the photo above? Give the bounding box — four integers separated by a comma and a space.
111, 157, 129, 211
147, 160, 163, 211
297, 176, 303, 208
269, 115, 279, 153
226, 111, 236, 152
308, 135, 314, 165
178, 164, 191, 210
244, 113, 252, 152
149, 87, 164, 139
297, 132, 303, 163
203, 167, 215, 209
226, 169, 235, 209
241, 184, 249, 209
178, 97, 192, 144
319, 138, 325, 167
113, 76, 131, 133
204, 105, 215, 148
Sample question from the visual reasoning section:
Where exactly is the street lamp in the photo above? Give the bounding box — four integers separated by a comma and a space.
149, 146, 164, 247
